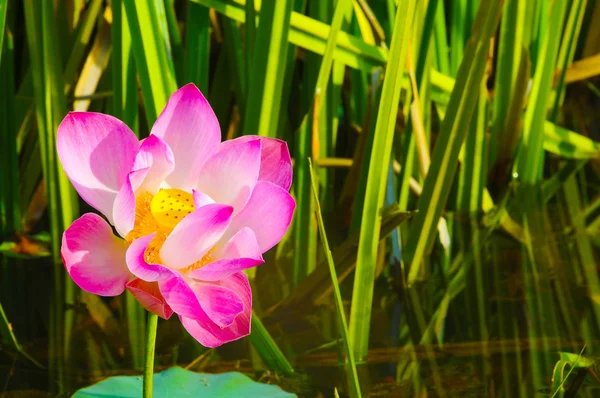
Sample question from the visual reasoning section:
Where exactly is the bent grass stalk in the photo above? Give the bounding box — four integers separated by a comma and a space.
309, 158, 361, 398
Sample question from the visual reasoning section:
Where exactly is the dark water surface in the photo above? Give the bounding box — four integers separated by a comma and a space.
3, 195, 600, 398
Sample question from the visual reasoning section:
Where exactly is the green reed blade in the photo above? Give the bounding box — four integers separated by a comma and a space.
24, 0, 80, 391
249, 312, 294, 376
65, 0, 105, 93
551, 0, 587, 121
515, 0, 568, 184
543, 122, 600, 159
432, 0, 450, 75
245, 0, 256, 82
242, 0, 293, 138
0, 29, 19, 236
309, 159, 361, 398
404, 0, 504, 285
164, 0, 184, 86
294, 0, 352, 284
112, 0, 144, 369
195, 0, 456, 99
514, 1, 569, 385
221, 16, 247, 120
208, 48, 232, 129
72, 16, 112, 111
455, 81, 490, 383
193, 0, 385, 71
185, 1, 210, 92
124, 0, 178, 124
293, 122, 318, 285
112, 0, 139, 133
312, 0, 352, 97
0, 0, 6, 58
16, 0, 102, 230
449, 0, 467, 77
490, 0, 525, 166
0, 300, 42, 368
348, 0, 417, 362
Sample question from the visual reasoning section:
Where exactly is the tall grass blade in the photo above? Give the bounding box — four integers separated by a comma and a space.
516, 1, 568, 183
404, 0, 504, 285
309, 158, 361, 397
0, 0, 6, 57
185, 1, 210, 92
164, 0, 184, 85
249, 312, 295, 376
123, 0, 178, 123
24, 0, 79, 391
112, 0, 145, 369
0, 29, 19, 237
348, 0, 417, 362
242, 0, 293, 138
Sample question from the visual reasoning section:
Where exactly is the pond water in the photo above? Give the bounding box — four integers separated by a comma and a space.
3, 193, 600, 398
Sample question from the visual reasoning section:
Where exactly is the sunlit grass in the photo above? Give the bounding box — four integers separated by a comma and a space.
2, 0, 600, 396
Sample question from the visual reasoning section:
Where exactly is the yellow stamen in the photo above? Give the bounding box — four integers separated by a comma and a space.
150, 188, 195, 229
125, 192, 159, 242
180, 249, 215, 274
144, 231, 168, 264
125, 188, 210, 268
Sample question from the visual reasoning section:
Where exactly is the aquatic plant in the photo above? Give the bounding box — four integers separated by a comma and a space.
58, 83, 294, 395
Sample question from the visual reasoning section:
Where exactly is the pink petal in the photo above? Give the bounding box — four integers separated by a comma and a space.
225, 181, 296, 252
220, 136, 292, 190
125, 234, 175, 282
150, 84, 220, 190
158, 273, 204, 319
160, 204, 233, 269
61, 213, 130, 296
193, 283, 244, 328
196, 139, 261, 213
180, 272, 252, 347
112, 168, 149, 238
127, 278, 174, 320
133, 135, 175, 193
57, 112, 139, 223
189, 227, 264, 281
192, 190, 216, 208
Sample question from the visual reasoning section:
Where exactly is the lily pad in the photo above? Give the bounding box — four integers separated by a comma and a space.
73, 367, 296, 397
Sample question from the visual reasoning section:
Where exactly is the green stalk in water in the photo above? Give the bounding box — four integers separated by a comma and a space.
144, 312, 159, 398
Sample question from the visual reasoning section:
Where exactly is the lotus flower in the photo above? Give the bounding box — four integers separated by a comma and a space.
58, 84, 295, 347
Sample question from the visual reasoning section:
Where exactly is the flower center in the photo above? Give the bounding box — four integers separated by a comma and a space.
125, 189, 212, 270
150, 188, 195, 229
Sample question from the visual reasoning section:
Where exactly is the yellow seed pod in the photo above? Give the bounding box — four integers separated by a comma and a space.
150, 188, 195, 229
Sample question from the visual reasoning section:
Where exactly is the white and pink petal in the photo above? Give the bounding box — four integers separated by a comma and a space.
193, 282, 244, 328
61, 213, 131, 296
192, 190, 215, 209
196, 139, 261, 213
224, 181, 295, 253
57, 112, 139, 223
180, 272, 252, 348
132, 135, 175, 194
127, 278, 174, 320
158, 273, 205, 320
220, 136, 292, 191
125, 234, 174, 282
112, 167, 149, 238
150, 84, 220, 190
160, 204, 233, 269
189, 227, 263, 281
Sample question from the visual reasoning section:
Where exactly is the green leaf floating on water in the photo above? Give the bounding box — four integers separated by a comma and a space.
72, 367, 296, 398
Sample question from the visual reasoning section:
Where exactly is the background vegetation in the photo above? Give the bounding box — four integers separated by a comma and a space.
1, 0, 600, 396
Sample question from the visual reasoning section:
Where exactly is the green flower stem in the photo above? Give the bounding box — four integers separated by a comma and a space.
143, 312, 158, 398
